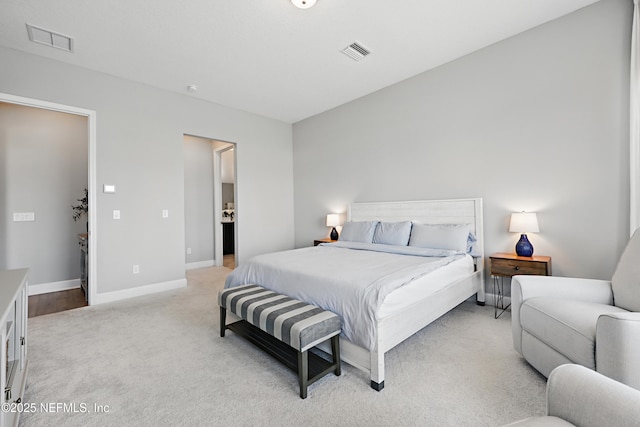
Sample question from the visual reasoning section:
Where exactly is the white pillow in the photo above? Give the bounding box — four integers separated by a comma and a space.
409, 223, 471, 252
339, 221, 378, 243
373, 221, 412, 246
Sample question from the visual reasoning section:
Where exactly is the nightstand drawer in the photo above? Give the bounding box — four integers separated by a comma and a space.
490, 257, 550, 277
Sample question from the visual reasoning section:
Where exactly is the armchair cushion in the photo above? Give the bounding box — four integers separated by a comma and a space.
520, 298, 627, 369
611, 228, 640, 312
511, 276, 613, 356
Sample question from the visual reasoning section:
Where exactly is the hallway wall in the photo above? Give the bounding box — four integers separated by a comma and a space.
0, 102, 88, 286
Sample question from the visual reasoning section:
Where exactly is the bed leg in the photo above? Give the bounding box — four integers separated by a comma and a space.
476, 275, 486, 305
370, 380, 384, 391
370, 348, 385, 392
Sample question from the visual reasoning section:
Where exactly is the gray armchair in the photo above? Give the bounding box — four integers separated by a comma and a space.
503, 364, 640, 427
511, 228, 640, 389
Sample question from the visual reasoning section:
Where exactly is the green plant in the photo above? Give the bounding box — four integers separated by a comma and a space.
72, 188, 88, 221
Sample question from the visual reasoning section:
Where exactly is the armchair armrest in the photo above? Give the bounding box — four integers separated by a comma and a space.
596, 312, 640, 390
546, 364, 640, 427
511, 276, 613, 354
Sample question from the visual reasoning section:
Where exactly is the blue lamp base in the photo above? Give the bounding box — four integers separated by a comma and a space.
515, 234, 534, 257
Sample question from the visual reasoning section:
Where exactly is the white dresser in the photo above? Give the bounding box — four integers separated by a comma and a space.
0, 269, 29, 427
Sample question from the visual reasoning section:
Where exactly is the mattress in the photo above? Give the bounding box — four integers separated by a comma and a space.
225, 242, 474, 350
378, 254, 474, 319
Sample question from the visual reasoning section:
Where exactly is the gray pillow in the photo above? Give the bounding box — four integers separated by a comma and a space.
408, 223, 471, 252
611, 228, 640, 311
339, 221, 378, 243
373, 221, 412, 246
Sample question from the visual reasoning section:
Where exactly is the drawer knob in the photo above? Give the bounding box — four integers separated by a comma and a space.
514, 266, 520, 270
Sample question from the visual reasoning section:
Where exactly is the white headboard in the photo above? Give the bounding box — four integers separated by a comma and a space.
348, 198, 485, 262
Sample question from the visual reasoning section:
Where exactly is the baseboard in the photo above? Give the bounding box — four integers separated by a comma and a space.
92, 278, 187, 305
186, 260, 215, 270
29, 279, 81, 296
485, 292, 512, 310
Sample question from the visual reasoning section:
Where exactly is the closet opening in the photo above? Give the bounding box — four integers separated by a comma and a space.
0, 92, 97, 312
184, 135, 237, 270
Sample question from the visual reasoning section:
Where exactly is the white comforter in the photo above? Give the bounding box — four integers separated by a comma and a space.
224, 242, 465, 350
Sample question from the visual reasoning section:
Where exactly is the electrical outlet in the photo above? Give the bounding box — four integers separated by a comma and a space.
186, 248, 192, 255
133, 265, 140, 274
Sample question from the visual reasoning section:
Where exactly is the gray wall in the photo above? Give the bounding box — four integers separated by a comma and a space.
0, 103, 88, 285
183, 135, 214, 265
292, 0, 632, 282
0, 45, 294, 298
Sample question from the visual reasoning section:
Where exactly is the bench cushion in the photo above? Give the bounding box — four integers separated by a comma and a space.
219, 284, 341, 352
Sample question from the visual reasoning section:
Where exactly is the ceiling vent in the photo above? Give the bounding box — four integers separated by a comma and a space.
26, 23, 74, 53
341, 42, 371, 61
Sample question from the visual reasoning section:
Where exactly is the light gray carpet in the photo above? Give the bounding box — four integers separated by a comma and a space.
20, 267, 546, 426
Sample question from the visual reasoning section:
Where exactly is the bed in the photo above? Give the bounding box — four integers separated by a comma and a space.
224, 198, 485, 390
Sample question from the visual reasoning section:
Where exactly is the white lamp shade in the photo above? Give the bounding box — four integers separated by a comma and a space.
509, 212, 539, 233
326, 214, 340, 227
291, 0, 317, 9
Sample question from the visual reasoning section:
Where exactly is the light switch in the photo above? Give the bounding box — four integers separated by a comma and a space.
162, 209, 169, 218
103, 184, 116, 193
113, 210, 120, 220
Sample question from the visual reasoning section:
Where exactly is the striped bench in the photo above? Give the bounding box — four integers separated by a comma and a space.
219, 284, 341, 399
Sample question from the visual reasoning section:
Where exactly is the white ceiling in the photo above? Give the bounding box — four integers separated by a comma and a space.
0, 0, 601, 123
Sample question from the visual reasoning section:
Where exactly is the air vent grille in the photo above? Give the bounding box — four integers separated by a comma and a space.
26, 23, 74, 52
341, 42, 371, 61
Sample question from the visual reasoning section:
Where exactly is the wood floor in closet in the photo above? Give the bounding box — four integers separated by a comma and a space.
28, 288, 87, 318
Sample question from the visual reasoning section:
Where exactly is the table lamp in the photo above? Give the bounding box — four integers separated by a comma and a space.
509, 212, 539, 257
326, 214, 340, 240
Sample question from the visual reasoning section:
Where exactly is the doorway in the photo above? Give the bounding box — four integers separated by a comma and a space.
0, 92, 97, 308
217, 144, 236, 269
183, 136, 236, 270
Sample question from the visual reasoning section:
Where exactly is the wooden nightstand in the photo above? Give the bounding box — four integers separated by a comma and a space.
490, 253, 552, 319
314, 238, 337, 246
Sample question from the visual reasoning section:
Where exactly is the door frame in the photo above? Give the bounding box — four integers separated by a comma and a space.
0, 92, 97, 305
213, 143, 236, 267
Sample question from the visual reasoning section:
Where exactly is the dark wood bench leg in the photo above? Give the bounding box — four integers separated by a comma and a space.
298, 350, 308, 399
331, 335, 341, 376
220, 307, 226, 337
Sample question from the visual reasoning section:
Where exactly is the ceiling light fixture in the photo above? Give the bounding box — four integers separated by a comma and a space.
291, 0, 317, 9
